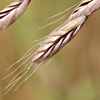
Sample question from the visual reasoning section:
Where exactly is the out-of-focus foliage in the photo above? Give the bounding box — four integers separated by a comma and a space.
1, 0, 100, 100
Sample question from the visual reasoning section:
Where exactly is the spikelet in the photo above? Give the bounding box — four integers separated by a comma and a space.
28, 0, 100, 69
0, 0, 31, 31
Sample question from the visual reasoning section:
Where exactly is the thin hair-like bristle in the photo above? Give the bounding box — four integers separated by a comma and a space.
46, 1, 80, 20
38, 2, 80, 29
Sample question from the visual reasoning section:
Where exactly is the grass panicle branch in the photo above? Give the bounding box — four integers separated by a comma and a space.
2, 0, 100, 95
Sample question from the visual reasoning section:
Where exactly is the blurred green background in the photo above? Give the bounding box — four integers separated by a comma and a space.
1, 0, 100, 100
